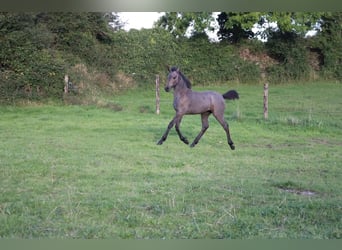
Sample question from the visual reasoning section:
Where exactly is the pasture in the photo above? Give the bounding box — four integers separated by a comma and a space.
0, 82, 341, 239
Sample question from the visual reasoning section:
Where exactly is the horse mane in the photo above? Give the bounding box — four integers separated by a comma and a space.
170, 66, 192, 89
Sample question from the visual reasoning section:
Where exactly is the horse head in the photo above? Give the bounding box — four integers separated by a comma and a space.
165, 66, 191, 92
165, 67, 181, 92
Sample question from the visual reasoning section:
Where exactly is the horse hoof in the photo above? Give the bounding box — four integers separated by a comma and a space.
182, 138, 189, 144
229, 144, 235, 150
157, 140, 163, 145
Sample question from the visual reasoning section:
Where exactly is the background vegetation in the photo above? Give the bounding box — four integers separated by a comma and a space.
0, 12, 341, 103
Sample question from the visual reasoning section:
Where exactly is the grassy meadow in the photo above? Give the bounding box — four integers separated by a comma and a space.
0, 82, 341, 239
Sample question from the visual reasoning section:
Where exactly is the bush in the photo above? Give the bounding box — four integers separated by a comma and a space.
1, 12, 340, 103
109, 30, 262, 85
317, 40, 342, 81
63, 64, 136, 106
0, 30, 65, 102
110, 28, 181, 83
265, 32, 310, 83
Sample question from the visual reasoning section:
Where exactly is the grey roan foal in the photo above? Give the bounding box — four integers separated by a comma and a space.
157, 67, 239, 150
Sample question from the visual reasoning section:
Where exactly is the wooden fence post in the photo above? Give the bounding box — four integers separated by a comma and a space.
264, 83, 269, 120
64, 75, 69, 93
155, 75, 160, 115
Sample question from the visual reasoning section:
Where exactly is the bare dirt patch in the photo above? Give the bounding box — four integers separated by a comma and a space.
273, 181, 318, 196
239, 47, 278, 72
279, 188, 317, 196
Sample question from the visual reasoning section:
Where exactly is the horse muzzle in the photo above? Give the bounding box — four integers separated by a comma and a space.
164, 86, 170, 92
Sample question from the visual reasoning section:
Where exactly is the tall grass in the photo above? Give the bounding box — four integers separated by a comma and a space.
0, 82, 341, 238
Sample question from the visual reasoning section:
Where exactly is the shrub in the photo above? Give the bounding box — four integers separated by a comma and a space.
265, 32, 310, 83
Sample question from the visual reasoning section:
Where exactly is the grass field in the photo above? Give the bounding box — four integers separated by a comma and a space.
0, 82, 341, 239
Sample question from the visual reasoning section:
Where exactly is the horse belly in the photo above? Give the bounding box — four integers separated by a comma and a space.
187, 93, 213, 114
202, 92, 225, 113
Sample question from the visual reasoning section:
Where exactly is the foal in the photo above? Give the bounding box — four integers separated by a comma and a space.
157, 67, 239, 150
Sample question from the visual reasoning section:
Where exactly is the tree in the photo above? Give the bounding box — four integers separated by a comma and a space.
155, 12, 214, 38
267, 12, 321, 34
216, 12, 323, 42
314, 12, 342, 80
217, 12, 259, 43
107, 12, 125, 31
318, 12, 342, 42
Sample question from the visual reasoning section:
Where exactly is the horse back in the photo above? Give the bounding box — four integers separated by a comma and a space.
180, 90, 225, 115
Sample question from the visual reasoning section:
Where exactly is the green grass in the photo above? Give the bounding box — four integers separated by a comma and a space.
0, 82, 341, 239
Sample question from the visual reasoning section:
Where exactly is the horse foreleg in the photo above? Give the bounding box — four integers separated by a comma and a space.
190, 112, 210, 147
175, 115, 189, 145
157, 115, 189, 145
157, 116, 176, 145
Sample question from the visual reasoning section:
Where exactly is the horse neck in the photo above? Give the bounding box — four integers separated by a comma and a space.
174, 77, 191, 95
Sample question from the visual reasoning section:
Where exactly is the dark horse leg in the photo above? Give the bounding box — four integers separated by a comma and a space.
175, 115, 189, 144
190, 112, 210, 147
213, 113, 235, 150
157, 114, 189, 145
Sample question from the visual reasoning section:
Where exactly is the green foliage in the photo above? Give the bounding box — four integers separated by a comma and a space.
314, 12, 342, 81
265, 33, 310, 83
109, 29, 260, 85
216, 12, 323, 42
0, 12, 341, 103
262, 12, 342, 83
0, 13, 66, 102
266, 12, 322, 35
0, 12, 118, 103
155, 12, 214, 37
111, 28, 180, 82
217, 12, 259, 43
179, 38, 261, 84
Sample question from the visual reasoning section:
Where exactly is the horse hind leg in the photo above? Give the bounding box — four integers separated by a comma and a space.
213, 112, 235, 150
190, 112, 210, 147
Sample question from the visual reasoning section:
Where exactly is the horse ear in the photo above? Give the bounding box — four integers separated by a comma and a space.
176, 67, 180, 72
166, 65, 170, 72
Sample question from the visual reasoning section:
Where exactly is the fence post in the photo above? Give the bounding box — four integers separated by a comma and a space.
64, 75, 69, 93
155, 75, 160, 115
264, 83, 269, 120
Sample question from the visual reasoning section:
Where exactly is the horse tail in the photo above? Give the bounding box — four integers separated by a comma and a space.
222, 90, 239, 100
